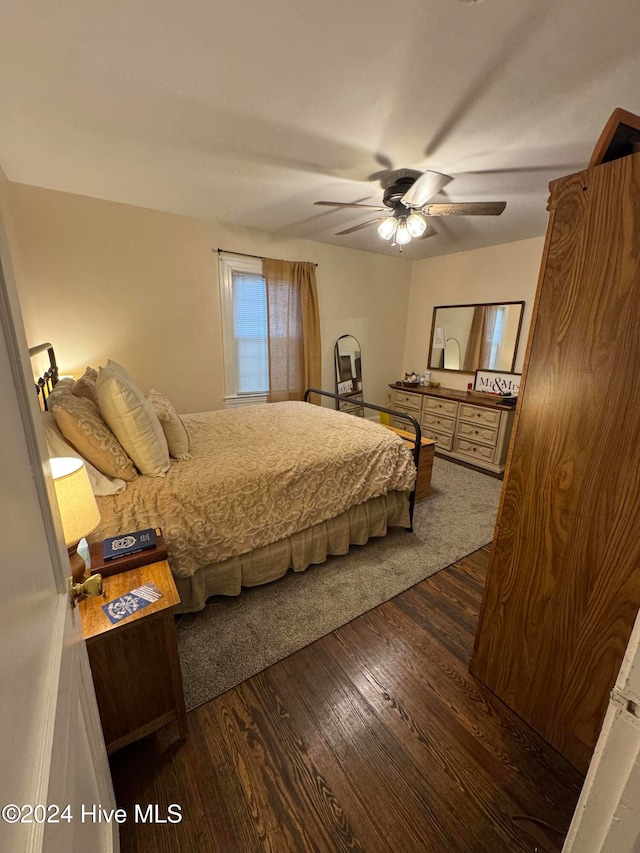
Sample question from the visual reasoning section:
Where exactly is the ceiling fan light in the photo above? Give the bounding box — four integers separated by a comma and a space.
377, 216, 398, 240
407, 213, 427, 237
395, 219, 412, 244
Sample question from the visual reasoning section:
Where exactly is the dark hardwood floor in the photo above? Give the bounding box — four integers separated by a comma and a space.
110, 546, 584, 852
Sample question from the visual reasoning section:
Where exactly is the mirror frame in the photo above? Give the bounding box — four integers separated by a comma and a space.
334, 334, 363, 392
427, 301, 525, 375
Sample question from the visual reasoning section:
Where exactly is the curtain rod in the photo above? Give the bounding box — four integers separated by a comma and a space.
216, 248, 317, 267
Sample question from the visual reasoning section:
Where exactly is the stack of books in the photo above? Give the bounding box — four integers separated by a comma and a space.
90, 527, 168, 577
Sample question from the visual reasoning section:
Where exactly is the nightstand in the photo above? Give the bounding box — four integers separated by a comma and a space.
79, 560, 188, 755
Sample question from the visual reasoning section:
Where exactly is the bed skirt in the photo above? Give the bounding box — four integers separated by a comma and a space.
173, 490, 410, 613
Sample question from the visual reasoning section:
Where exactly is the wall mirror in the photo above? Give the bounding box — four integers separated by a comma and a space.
334, 334, 364, 416
428, 301, 524, 374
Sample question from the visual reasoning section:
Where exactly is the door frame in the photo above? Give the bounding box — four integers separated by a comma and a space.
0, 187, 117, 852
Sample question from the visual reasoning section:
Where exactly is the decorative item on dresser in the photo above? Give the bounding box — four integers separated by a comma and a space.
389, 383, 516, 474
470, 109, 640, 774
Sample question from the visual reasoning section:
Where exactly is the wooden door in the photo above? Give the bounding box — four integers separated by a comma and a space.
470, 152, 640, 772
0, 196, 117, 851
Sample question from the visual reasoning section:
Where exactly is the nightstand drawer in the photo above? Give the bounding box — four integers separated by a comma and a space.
457, 419, 499, 446
422, 411, 455, 435
424, 396, 458, 417
458, 403, 501, 427
455, 436, 496, 463
391, 390, 422, 411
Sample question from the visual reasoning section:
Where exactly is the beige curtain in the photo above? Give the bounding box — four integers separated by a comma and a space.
263, 258, 321, 403
462, 306, 499, 371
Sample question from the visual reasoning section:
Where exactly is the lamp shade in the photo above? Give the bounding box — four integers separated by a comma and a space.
395, 219, 411, 244
407, 213, 428, 237
50, 457, 100, 546
377, 216, 398, 240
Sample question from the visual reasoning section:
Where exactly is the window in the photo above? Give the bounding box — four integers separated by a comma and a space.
219, 254, 269, 405
488, 306, 506, 369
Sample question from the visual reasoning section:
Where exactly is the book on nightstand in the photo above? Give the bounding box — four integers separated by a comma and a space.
89, 527, 168, 577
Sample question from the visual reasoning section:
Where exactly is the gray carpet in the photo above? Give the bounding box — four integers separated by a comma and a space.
176, 457, 502, 710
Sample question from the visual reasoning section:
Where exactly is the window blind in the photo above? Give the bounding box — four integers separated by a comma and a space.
231, 271, 269, 394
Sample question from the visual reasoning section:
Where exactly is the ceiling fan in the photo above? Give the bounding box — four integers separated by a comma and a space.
314, 168, 506, 247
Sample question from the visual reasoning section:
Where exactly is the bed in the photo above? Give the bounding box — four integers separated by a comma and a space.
31, 346, 420, 613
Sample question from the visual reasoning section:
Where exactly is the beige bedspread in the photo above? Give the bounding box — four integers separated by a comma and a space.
93, 402, 415, 578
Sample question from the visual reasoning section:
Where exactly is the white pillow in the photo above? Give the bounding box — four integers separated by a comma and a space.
42, 412, 126, 496
96, 360, 170, 477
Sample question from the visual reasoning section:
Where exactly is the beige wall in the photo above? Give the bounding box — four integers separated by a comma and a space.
0, 167, 24, 290
402, 237, 545, 392
5, 183, 413, 413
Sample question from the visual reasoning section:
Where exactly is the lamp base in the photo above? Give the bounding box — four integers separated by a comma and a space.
68, 544, 87, 584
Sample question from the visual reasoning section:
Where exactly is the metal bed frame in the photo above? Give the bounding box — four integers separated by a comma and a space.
28, 342, 58, 410
303, 387, 422, 531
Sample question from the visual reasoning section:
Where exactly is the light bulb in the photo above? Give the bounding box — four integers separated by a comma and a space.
407, 213, 427, 237
395, 219, 411, 244
377, 216, 398, 240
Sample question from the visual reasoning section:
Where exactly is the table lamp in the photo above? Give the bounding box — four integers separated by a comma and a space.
50, 457, 101, 583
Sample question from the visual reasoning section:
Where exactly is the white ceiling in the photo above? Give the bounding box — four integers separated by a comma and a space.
1, 0, 640, 260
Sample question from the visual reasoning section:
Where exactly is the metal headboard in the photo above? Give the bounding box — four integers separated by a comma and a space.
28, 342, 59, 410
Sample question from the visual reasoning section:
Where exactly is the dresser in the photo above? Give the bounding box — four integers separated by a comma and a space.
389, 384, 515, 474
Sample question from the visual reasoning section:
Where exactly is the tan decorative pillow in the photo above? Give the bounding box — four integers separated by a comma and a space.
96, 360, 170, 477
72, 366, 99, 405
49, 387, 137, 482
42, 412, 127, 496
46, 377, 75, 410
147, 389, 192, 461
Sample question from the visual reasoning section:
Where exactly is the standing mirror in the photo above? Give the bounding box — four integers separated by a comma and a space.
428, 301, 524, 373
334, 334, 364, 416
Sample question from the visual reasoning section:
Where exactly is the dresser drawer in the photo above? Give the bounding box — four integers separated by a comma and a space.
458, 403, 501, 427
338, 400, 364, 416
422, 411, 456, 435
454, 436, 496, 463
421, 428, 454, 451
456, 419, 499, 447
424, 396, 458, 417
390, 415, 420, 432
391, 390, 422, 411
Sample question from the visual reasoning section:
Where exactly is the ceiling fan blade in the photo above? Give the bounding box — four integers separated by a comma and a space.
421, 201, 507, 216
314, 201, 386, 211
401, 170, 453, 208
335, 218, 385, 235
